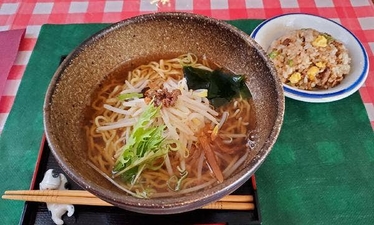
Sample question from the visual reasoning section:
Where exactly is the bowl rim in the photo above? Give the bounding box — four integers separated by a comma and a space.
251, 13, 369, 103
44, 11, 285, 214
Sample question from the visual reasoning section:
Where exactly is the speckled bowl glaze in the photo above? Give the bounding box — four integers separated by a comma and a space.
44, 12, 284, 214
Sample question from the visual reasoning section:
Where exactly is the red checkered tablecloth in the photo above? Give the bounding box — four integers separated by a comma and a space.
0, 0, 374, 132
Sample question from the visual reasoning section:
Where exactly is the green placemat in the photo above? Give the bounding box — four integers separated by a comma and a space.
0, 20, 373, 225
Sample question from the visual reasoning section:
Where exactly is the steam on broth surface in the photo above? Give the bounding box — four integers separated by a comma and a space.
84, 53, 257, 198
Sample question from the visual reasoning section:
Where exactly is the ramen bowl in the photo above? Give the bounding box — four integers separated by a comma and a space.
44, 12, 284, 214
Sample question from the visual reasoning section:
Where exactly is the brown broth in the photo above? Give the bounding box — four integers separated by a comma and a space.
83, 55, 257, 197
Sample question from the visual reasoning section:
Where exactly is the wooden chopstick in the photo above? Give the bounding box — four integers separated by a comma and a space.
4, 190, 253, 202
202, 202, 255, 210
2, 194, 113, 206
4, 190, 96, 198
2, 190, 254, 210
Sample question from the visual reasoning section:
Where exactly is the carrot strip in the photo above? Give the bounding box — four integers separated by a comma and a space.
199, 135, 224, 183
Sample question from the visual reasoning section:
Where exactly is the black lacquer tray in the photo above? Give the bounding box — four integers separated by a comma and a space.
19, 137, 261, 225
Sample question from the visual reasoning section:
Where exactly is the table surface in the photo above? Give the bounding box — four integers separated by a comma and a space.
0, 0, 374, 133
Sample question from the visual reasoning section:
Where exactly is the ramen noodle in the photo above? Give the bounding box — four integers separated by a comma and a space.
84, 53, 256, 198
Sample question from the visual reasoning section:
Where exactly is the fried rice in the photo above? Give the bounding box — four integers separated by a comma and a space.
268, 28, 351, 90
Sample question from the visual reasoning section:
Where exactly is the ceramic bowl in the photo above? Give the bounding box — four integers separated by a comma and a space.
44, 12, 284, 214
251, 13, 369, 103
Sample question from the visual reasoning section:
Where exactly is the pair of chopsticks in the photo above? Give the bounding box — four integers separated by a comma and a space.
2, 190, 254, 211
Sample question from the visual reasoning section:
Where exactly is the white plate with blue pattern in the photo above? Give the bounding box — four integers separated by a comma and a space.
251, 13, 369, 103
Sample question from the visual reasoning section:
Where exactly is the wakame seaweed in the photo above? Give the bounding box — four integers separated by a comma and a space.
183, 66, 211, 90
183, 66, 251, 108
